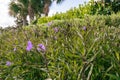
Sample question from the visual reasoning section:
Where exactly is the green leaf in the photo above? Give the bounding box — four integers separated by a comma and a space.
106, 74, 120, 80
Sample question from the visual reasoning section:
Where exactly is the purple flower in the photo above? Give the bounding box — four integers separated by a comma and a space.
83, 26, 87, 31
54, 27, 59, 33
37, 44, 46, 52
47, 21, 52, 27
14, 48, 16, 51
26, 40, 33, 51
37, 47, 41, 51
6, 61, 12, 66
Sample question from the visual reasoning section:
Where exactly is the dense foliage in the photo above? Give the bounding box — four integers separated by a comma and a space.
37, 0, 120, 24
0, 13, 120, 80
0, 0, 120, 79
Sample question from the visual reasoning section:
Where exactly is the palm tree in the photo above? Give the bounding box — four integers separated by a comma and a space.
9, 0, 65, 26
43, 0, 64, 16
9, 1, 28, 26
27, 0, 44, 22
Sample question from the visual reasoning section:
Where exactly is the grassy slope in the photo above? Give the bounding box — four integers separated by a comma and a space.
0, 14, 120, 79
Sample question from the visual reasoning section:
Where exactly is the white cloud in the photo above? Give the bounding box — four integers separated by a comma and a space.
0, 0, 15, 27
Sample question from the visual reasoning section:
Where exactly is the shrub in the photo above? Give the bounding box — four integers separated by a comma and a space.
0, 14, 120, 79
37, 0, 120, 24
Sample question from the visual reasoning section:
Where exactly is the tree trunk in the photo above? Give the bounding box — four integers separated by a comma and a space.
22, 15, 28, 26
43, 3, 49, 16
43, 0, 50, 16
28, 1, 34, 23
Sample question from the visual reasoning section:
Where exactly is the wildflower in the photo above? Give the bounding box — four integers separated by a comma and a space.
83, 26, 87, 31
54, 27, 59, 33
47, 21, 52, 27
6, 61, 12, 66
37, 44, 46, 52
26, 40, 33, 51
37, 47, 41, 51
14, 47, 16, 51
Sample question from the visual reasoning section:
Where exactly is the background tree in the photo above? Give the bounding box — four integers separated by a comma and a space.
9, 0, 28, 26
9, 0, 65, 26
43, 0, 64, 16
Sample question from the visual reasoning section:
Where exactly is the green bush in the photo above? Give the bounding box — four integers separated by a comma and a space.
0, 14, 120, 80
37, 0, 120, 24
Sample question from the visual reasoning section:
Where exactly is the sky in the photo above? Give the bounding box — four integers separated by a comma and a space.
0, 0, 89, 28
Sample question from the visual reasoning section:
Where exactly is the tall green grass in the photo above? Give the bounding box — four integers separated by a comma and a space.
0, 14, 120, 80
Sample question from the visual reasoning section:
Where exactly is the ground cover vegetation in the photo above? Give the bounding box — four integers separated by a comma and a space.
0, 0, 120, 80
